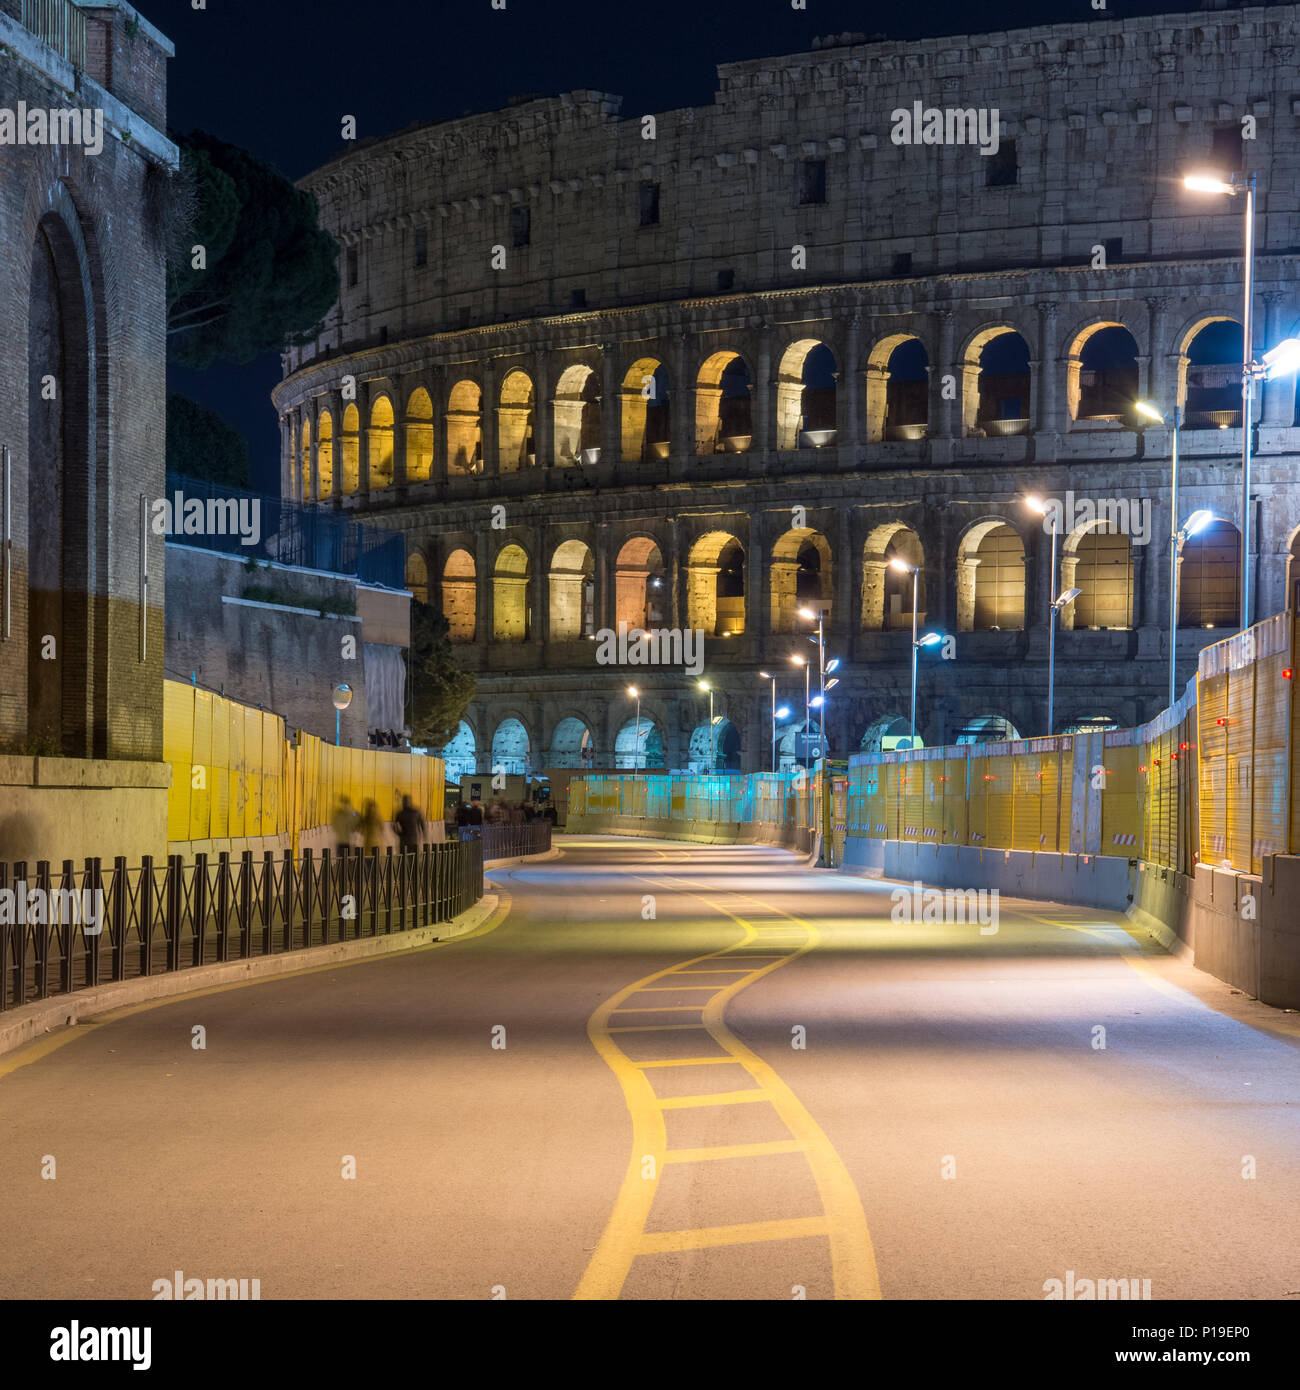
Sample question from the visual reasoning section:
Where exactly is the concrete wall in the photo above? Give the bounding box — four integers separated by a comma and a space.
165, 546, 412, 745
0, 755, 170, 865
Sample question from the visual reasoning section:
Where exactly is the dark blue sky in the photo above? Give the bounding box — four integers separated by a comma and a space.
154, 0, 1249, 491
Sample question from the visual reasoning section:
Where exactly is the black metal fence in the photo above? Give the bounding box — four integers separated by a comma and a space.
0, 839, 483, 1014
476, 821, 553, 861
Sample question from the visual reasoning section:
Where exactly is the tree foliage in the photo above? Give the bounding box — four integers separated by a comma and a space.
408, 601, 476, 751
165, 392, 250, 488
167, 131, 339, 369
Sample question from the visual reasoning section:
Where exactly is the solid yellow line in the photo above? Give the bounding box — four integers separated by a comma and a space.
638, 1215, 828, 1255
664, 1139, 803, 1164
657, 1088, 770, 1109
0, 892, 514, 1080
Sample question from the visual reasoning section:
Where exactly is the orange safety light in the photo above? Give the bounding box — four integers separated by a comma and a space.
1138, 765, 1147, 774
1284, 668, 1294, 680
1216, 716, 1228, 726
1179, 742, 1189, 751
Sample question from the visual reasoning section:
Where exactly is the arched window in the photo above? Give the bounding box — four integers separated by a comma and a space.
615, 537, 666, 630
493, 545, 532, 642
958, 523, 1025, 631
1179, 520, 1240, 628
447, 380, 483, 474
491, 717, 530, 776
442, 549, 476, 643
441, 721, 477, 779
962, 329, 1030, 437
1069, 324, 1139, 425
696, 351, 753, 455
548, 539, 594, 640
770, 528, 831, 633
405, 551, 428, 605
368, 397, 395, 490
621, 358, 671, 462
1063, 526, 1133, 629
861, 524, 924, 631
406, 388, 434, 483
548, 716, 594, 769
498, 370, 535, 472
340, 404, 360, 495
1181, 320, 1244, 431
553, 364, 601, 464
866, 336, 929, 442
316, 410, 335, 497
776, 340, 837, 449
686, 532, 745, 636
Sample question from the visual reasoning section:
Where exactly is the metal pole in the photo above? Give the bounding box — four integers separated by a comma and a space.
1047, 518, 1058, 735
708, 688, 715, 770
803, 664, 810, 767
634, 696, 641, 777
1240, 174, 1256, 631
817, 613, 826, 762
909, 567, 919, 746
1169, 404, 1181, 709
770, 677, 776, 774
336, 708, 341, 747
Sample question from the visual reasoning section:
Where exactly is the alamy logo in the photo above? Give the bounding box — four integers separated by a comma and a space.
152, 1270, 261, 1300
151, 492, 261, 547
0, 884, 104, 936
890, 102, 1000, 156
890, 880, 999, 934
1043, 1270, 1152, 1300
1040, 491, 1152, 546
594, 621, 704, 676
50, 1323, 150, 1370
0, 103, 104, 156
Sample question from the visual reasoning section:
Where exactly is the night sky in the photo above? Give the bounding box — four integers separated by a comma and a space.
155, 0, 1260, 491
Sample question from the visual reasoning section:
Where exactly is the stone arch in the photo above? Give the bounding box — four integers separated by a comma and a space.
441, 720, 477, 778
1178, 519, 1240, 629
493, 543, 532, 642
405, 550, 428, 605
866, 334, 929, 442
961, 326, 1031, 437
776, 339, 837, 449
615, 715, 665, 770
1066, 322, 1139, 425
340, 403, 361, 495
368, 395, 395, 490
770, 527, 832, 634
491, 715, 531, 776
548, 538, 595, 640
696, 350, 753, 455
547, 715, 594, 769
1286, 525, 1300, 611
955, 714, 1022, 745
406, 387, 434, 483
957, 520, 1025, 631
447, 379, 483, 474
442, 548, 477, 643
861, 522, 925, 632
689, 715, 740, 772
1061, 521, 1133, 630
621, 357, 671, 463
27, 206, 97, 756
316, 408, 335, 497
686, 531, 746, 636
1179, 317, 1244, 430
614, 535, 667, 630
553, 363, 601, 464
498, 368, 536, 473
299, 415, 312, 500
859, 714, 912, 754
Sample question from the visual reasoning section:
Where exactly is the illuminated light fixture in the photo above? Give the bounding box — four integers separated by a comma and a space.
825, 678, 840, 691
698, 680, 710, 692
1153, 758, 1160, 766
826, 658, 841, 674
1139, 765, 1147, 774
776, 705, 792, 719
626, 685, 638, 698
797, 606, 819, 622
1216, 716, 1228, 726
1179, 742, 1189, 751
1283, 668, 1293, 681
790, 653, 806, 666
1134, 400, 1164, 424
1023, 494, 1047, 516
1184, 172, 1234, 195
917, 632, 942, 648
759, 670, 771, 679
888, 556, 912, 574
1260, 338, 1300, 379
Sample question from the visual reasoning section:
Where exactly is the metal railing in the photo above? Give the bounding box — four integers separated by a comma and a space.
0, 839, 483, 1013
466, 821, 552, 861
21, 0, 86, 68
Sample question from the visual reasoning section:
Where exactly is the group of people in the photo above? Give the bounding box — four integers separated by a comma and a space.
331, 794, 427, 853
450, 795, 556, 830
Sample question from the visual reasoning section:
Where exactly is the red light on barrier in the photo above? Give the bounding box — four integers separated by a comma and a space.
1139, 765, 1147, 774
1284, 668, 1294, 680
1179, 742, 1189, 751
1216, 717, 1228, 726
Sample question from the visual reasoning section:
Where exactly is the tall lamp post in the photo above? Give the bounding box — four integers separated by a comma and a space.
697, 679, 714, 771
797, 605, 827, 761
1183, 170, 1257, 628
1136, 399, 1183, 707
887, 558, 944, 749
627, 685, 641, 777
758, 671, 779, 773
789, 654, 811, 766
1023, 497, 1081, 736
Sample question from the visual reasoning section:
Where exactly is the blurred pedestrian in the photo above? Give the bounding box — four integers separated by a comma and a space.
360, 799, 383, 852
394, 795, 426, 851
332, 795, 358, 853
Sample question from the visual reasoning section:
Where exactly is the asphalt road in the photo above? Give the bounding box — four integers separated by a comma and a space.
3, 837, 1298, 1301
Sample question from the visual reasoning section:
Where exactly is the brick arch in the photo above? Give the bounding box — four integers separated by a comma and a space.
446, 377, 483, 474
865, 332, 929, 442
775, 337, 838, 449
956, 517, 1027, 632
860, 521, 925, 632
957, 323, 1033, 439
1062, 319, 1141, 426
405, 385, 435, 483
769, 526, 832, 634
614, 533, 668, 630
498, 368, 536, 473
686, 529, 745, 636
620, 355, 670, 463
695, 349, 753, 455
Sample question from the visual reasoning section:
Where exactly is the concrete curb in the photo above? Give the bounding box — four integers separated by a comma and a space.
0, 893, 502, 1061
484, 846, 564, 870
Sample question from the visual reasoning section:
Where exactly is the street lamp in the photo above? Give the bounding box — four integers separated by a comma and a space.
758, 671, 779, 773
1023, 496, 1080, 735
888, 556, 938, 750
1182, 169, 1257, 628
697, 679, 714, 771
797, 605, 827, 763
789, 653, 811, 766
1169, 509, 1215, 704
626, 685, 641, 777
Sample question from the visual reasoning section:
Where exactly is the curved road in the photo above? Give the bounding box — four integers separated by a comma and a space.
2, 837, 1298, 1301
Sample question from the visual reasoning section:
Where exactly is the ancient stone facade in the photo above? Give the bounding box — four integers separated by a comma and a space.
0, 0, 175, 761
275, 6, 1300, 774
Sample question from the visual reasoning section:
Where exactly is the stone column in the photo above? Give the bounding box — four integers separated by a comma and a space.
1146, 297, 1172, 412
832, 506, 853, 637
475, 528, 492, 645
327, 387, 345, 508
478, 361, 498, 477
600, 342, 620, 483
596, 520, 613, 634
430, 368, 448, 487
670, 332, 691, 476
392, 381, 409, 489
532, 351, 552, 467
533, 521, 550, 645
1262, 292, 1295, 425
279, 415, 292, 500
754, 321, 774, 454
839, 313, 863, 455
308, 400, 320, 501
929, 311, 956, 463
667, 519, 683, 631
1035, 301, 1061, 438
744, 511, 765, 638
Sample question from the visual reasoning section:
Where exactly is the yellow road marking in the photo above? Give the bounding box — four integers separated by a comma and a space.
639, 1215, 828, 1255
575, 870, 880, 1301
0, 892, 513, 1080
665, 1139, 803, 1164
607, 1022, 708, 1033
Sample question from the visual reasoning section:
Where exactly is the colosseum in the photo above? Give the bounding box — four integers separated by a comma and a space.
272, 4, 1300, 778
